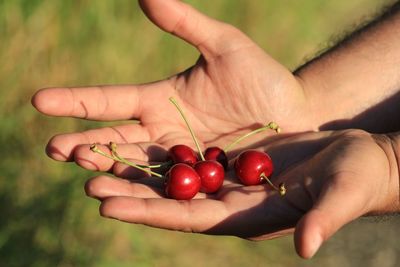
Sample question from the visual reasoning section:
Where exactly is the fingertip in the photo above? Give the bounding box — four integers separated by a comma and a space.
294, 216, 310, 259
46, 135, 112, 166
99, 197, 125, 219
46, 134, 78, 161
74, 144, 113, 171
84, 176, 98, 198
85, 176, 112, 198
138, 0, 184, 30
138, 0, 248, 57
99, 198, 114, 218
31, 89, 41, 109
31, 88, 47, 111
31, 88, 68, 116
294, 211, 324, 259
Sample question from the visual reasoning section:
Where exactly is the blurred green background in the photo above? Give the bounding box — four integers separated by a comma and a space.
1, 0, 400, 266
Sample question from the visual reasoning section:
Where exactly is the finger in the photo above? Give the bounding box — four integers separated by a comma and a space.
294, 173, 370, 259
85, 175, 165, 199
46, 124, 151, 161
139, 0, 252, 58
74, 143, 168, 172
85, 175, 207, 200
100, 196, 227, 232
32, 81, 172, 120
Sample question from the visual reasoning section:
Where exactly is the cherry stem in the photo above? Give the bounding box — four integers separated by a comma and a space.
108, 142, 172, 169
142, 161, 173, 169
260, 173, 286, 196
90, 144, 163, 178
169, 97, 205, 161
223, 122, 281, 153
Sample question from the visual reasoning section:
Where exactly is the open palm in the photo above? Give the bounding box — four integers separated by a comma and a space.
32, 0, 310, 171
85, 129, 398, 259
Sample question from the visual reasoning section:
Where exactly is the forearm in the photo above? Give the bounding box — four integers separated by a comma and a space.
296, 2, 400, 133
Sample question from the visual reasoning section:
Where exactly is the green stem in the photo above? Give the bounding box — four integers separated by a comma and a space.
169, 97, 205, 161
260, 173, 286, 196
109, 142, 172, 169
90, 144, 162, 178
223, 122, 281, 153
138, 161, 173, 169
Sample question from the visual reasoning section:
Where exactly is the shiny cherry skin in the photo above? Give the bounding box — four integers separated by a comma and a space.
204, 147, 228, 170
168, 144, 198, 166
164, 163, 201, 200
194, 160, 225, 193
234, 150, 274, 186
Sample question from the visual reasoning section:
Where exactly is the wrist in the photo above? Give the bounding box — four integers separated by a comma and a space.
291, 75, 321, 132
293, 72, 355, 132
372, 132, 400, 213
294, 72, 336, 131
387, 132, 400, 212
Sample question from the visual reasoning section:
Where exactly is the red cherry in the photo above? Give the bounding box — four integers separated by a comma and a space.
164, 163, 201, 200
194, 160, 225, 193
234, 150, 274, 186
204, 147, 228, 170
168, 144, 198, 166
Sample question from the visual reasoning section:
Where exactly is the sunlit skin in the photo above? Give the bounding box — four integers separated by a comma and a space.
32, 0, 400, 259
31, 2, 312, 165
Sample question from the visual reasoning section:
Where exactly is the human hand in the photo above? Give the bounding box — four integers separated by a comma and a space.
83, 129, 399, 258
31, 0, 311, 169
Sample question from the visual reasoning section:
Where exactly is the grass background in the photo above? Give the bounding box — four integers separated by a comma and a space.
1, 0, 400, 266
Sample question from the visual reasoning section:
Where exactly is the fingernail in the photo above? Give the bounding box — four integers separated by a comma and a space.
308, 234, 322, 258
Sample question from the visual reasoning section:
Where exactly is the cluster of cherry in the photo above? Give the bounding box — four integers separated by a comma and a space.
91, 97, 285, 200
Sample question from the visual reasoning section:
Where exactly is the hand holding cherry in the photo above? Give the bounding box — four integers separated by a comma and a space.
32, 0, 400, 260
85, 129, 400, 259
91, 97, 284, 199
31, 0, 314, 172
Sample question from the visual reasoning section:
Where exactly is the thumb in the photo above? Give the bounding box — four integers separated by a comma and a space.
294, 175, 370, 259
138, 0, 251, 58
